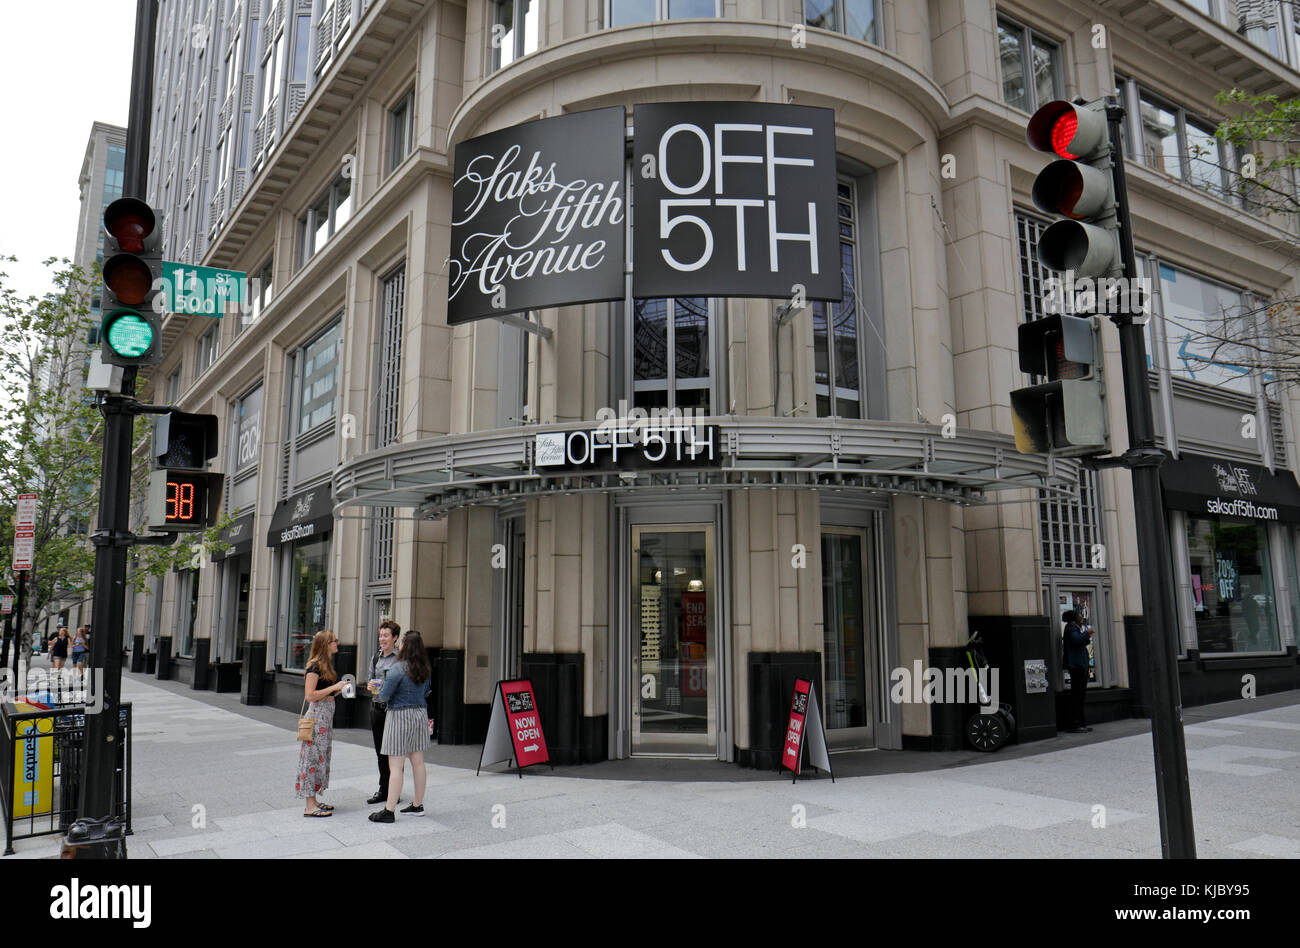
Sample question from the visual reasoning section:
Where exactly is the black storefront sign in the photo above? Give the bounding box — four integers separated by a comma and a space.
534, 425, 720, 472
448, 106, 627, 325
266, 488, 334, 546
632, 102, 841, 301
1160, 452, 1300, 523
215, 513, 256, 560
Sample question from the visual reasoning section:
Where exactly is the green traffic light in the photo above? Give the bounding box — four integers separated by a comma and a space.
105, 309, 155, 358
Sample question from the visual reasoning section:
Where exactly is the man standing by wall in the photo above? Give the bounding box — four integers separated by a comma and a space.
365, 619, 402, 804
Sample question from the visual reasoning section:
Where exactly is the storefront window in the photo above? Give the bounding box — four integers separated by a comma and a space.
178, 570, 199, 657
1185, 515, 1280, 653
1288, 532, 1300, 645
286, 535, 330, 670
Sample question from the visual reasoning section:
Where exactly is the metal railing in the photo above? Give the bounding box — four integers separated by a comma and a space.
0, 701, 132, 856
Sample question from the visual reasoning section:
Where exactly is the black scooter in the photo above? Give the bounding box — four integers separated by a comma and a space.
963, 631, 1016, 752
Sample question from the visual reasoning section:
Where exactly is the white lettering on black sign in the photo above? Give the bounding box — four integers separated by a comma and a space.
535, 425, 718, 471
448, 107, 627, 325
633, 103, 841, 301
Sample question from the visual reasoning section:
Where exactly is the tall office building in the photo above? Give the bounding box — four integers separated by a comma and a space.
132, 0, 1300, 764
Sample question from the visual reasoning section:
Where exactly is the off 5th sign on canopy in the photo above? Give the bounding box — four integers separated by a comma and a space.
447, 102, 842, 325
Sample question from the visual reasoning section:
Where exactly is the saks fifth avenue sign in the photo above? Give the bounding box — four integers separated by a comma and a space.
448, 107, 627, 325
447, 103, 842, 325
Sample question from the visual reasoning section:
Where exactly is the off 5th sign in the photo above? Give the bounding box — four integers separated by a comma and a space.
632, 102, 842, 302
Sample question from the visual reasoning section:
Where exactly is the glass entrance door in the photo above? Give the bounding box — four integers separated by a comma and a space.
821, 529, 876, 749
632, 525, 716, 755
1054, 586, 1101, 686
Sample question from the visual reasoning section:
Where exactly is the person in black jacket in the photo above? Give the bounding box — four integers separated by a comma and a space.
1062, 610, 1093, 733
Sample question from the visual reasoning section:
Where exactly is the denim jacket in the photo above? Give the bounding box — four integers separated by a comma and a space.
377, 660, 431, 710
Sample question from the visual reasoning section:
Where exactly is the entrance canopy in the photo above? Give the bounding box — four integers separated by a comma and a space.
332, 418, 1079, 519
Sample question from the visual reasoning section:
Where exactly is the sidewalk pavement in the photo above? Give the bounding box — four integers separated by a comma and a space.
6, 668, 1299, 858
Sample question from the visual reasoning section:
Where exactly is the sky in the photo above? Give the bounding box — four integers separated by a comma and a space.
0, 2, 138, 304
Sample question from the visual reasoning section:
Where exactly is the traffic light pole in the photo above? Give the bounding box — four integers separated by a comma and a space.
73, 0, 158, 856
1102, 102, 1197, 858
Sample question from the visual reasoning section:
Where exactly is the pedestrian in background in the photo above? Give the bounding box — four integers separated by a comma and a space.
70, 626, 90, 677
1062, 610, 1093, 733
297, 629, 347, 817
364, 618, 402, 805
48, 625, 70, 671
369, 631, 431, 823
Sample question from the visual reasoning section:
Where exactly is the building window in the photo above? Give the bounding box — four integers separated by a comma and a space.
608, 0, 717, 28
292, 15, 311, 83
814, 180, 861, 418
166, 369, 181, 402
375, 265, 405, 448
804, 0, 876, 44
224, 34, 242, 100
996, 15, 1062, 113
244, 258, 274, 330
234, 384, 263, 476
260, 22, 286, 123
387, 89, 414, 173
631, 297, 711, 413
492, 0, 540, 70
285, 533, 330, 670
104, 145, 126, 199
1186, 514, 1281, 653
1156, 262, 1253, 394
369, 262, 402, 588
177, 568, 200, 657
196, 325, 220, 376
298, 174, 353, 266
1133, 88, 1236, 202
297, 320, 342, 434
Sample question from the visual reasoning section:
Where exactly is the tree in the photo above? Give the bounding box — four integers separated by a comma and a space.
0, 257, 103, 659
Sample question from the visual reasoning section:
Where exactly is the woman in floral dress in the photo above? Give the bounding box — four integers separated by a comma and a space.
297, 629, 346, 816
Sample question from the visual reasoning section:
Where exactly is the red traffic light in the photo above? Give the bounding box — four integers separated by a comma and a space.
1051, 112, 1078, 159
103, 198, 157, 253
1027, 101, 1108, 161
102, 254, 154, 305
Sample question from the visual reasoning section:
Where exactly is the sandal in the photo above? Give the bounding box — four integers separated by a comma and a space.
317, 804, 334, 812
303, 808, 333, 817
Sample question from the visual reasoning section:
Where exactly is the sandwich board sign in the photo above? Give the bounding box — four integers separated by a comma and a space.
781, 678, 834, 783
477, 679, 553, 777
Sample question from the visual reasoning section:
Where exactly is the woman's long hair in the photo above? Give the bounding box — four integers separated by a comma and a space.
400, 631, 430, 685
306, 630, 338, 683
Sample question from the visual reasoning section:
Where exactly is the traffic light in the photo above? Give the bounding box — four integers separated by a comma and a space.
1011, 98, 1115, 458
1026, 99, 1121, 279
144, 411, 223, 533
100, 198, 163, 367
1010, 314, 1107, 455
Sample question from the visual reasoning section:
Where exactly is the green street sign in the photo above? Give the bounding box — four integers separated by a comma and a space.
162, 262, 249, 317
105, 310, 156, 358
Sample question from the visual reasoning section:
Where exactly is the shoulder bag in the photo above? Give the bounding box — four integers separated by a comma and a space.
297, 699, 315, 743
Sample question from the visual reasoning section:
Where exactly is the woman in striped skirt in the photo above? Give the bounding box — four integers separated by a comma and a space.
369, 631, 432, 822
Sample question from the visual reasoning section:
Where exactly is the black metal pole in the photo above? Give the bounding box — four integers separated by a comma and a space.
10, 572, 25, 686
1106, 102, 1197, 858
75, 0, 157, 849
